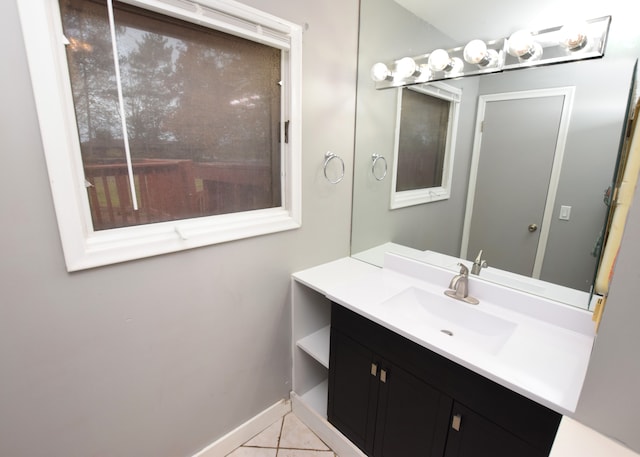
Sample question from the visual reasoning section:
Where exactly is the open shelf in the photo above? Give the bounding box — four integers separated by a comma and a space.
300, 379, 328, 418
296, 325, 330, 368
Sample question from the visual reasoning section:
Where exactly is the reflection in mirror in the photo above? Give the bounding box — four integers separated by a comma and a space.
391, 83, 460, 208
460, 87, 576, 280
350, 0, 639, 309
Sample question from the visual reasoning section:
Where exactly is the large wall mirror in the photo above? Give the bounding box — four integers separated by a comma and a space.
351, 0, 639, 309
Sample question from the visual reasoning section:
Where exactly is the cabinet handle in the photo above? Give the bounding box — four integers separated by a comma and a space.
371, 363, 378, 377
452, 413, 462, 432
380, 369, 387, 383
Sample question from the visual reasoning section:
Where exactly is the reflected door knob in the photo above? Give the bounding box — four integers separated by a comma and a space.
528, 223, 538, 232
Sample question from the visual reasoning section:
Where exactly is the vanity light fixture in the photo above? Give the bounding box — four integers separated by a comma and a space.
506, 30, 543, 61
463, 39, 501, 68
370, 15, 611, 90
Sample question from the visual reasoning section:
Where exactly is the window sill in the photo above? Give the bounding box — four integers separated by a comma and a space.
390, 187, 450, 209
66, 208, 300, 271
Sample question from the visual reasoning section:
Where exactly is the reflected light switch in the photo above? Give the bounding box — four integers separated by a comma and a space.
559, 205, 571, 221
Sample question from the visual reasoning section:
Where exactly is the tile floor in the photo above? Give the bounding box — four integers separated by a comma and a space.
226, 412, 338, 457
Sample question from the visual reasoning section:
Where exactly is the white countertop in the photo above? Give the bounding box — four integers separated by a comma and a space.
292, 256, 631, 455
314, 253, 595, 415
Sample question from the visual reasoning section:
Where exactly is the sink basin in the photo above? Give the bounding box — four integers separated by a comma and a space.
380, 287, 517, 354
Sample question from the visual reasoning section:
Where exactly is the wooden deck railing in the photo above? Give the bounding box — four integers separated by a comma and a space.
84, 159, 200, 230
84, 159, 276, 231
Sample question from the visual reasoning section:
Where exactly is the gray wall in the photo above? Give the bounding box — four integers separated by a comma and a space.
0, 0, 358, 456
351, 0, 480, 258
571, 10, 640, 444
576, 177, 640, 451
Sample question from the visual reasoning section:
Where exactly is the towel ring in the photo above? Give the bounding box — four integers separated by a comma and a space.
323, 151, 345, 184
371, 154, 388, 181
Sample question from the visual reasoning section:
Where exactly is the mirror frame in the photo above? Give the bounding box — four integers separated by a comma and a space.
390, 82, 461, 209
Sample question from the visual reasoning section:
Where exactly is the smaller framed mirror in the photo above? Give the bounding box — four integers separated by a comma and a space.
390, 82, 461, 209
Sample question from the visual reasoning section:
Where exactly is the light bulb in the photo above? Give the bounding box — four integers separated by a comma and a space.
507, 31, 533, 56
445, 57, 464, 76
464, 40, 488, 64
559, 21, 589, 51
507, 30, 543, 61
370, 62, 392, 82
415, 64, 432, 81
463, 40, 500, 67
394, 57, 418, 79
427, 49, 453, 72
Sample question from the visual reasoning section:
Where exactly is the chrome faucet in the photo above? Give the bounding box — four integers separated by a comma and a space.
471, 249, 488, 275
444, 263, 479, 305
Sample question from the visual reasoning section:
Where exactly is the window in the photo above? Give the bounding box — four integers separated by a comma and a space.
390, 82, 460, 209
17, 0, 302, 271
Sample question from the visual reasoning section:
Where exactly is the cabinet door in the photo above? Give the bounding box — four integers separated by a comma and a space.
374, 361, 452, 457
444, 402, 547, 457
327, 329, 380, 455
328, 327, 453, 457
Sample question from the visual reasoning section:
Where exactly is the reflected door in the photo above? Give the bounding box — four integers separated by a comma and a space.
464, 90, 569, 277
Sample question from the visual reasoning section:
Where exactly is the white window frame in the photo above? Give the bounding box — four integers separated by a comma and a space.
390, 82, 461, 209
17, 0, 302, 271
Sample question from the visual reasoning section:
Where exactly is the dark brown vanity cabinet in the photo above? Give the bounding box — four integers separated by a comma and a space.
328, 328, 451, 456
327, 303, 561, 457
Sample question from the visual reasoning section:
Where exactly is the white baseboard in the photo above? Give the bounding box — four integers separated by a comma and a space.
291, 392, 366, 457
192, 399, 291, 457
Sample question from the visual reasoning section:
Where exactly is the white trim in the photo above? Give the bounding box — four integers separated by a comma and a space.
532, 88, 575, 277
460, 87, 576, 278
192, 399, 291, 457
17, 0, 302, 271
390, 82, 461, 209
122, 0, 294, 49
